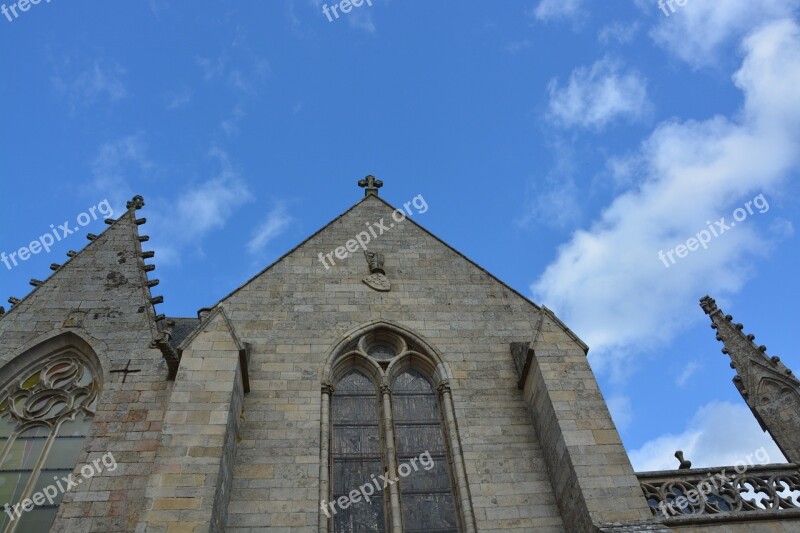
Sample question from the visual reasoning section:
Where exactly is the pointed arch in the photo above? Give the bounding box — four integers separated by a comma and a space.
319, 321, 475, 533
0, 332, 103, 533
321, 319, 454, 385
756, 377, 800, 406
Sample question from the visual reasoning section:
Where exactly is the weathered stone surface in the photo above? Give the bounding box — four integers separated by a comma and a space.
701, 296, 800, 463
0, 206, 170, 532
0, 193, 798, 532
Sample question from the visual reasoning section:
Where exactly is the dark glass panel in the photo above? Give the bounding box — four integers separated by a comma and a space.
392, 369, 459, 533
367, 343, 396, 361
0, 417, 16, 439
332, 396, 378, 424
16, 506, 58, 532
0, 471, 31, 511
31, 470, 68, 508
42, 417, 90, 470
56, 415, 91, 438
1, 427, 48, 471
332, 370, 385, 533
335, 371, 374, 394
402, 492, 459, 533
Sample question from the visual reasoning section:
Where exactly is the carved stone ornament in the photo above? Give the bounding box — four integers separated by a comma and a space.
63, 309, 87, 328
363, 273, 391, 292
362, 251, 391, 292
379, 376, 392, 396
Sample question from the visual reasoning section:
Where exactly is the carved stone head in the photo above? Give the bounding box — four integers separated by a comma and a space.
364, 251, 385, 275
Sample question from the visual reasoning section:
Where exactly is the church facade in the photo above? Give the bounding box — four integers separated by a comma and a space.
0, 182, 798, 532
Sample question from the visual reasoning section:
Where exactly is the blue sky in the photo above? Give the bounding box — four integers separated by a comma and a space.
2, 0, 800, 471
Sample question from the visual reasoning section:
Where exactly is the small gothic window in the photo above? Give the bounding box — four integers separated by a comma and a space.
331, 370, 385, 532
393, 369, 459, 533
366, 343, 396, 362
0, 354, 99, 533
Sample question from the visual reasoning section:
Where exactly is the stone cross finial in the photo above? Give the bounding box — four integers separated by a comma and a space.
358, 175, 383, 196
127, 195, 145, 211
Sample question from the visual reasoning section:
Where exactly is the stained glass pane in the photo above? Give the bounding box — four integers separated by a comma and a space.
32, 470, 67, 507
16, 506, 58, 531
367, 343, 396, 362
42, 416, 91, 470
0, 417, 16, 439
393, 369, 459, 533
1, 427, 49, 471
331, 370, 386, 533
0, 353, 99, 533
0, 471, 31, 512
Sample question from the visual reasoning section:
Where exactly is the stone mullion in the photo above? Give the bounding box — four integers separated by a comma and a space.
318, 381, 333, 533
438, 380, 476, 533
381, 383, 403, 533
7, 424, 58, 533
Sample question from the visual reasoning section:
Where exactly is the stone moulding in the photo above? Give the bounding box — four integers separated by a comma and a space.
638, 463, 800, 524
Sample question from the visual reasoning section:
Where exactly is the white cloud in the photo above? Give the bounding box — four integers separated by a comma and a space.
607, 396, 634, 431
52, 60, 127, 111
629, 401, 785, 471
164, 88, 192, 110
676, 361, 702, 387
247, 204, 293, 254
519, 142, 583, 229
89, 135, 151, 214
532, 20, 800, 376
168, 147, 253, 243
598, 21, 640, 45
522, 175, 581, 229
650, 0, 797, 68
505, 39, 532, 54
220, 105, 246, 137
196, 56, 226, 81
87, 140, 253, 265
141, 147, 254, 265
195, 55, 269, 95
530, 0, 584, 22
547, 57, 650, 131
605, 152, 646, 189
148, 0, 169, 18
348, 9, 376, 33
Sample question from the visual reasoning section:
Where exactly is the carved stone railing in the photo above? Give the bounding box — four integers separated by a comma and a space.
638, 464, 800, 523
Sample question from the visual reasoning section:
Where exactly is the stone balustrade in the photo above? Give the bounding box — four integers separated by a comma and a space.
638, 463, 800, 524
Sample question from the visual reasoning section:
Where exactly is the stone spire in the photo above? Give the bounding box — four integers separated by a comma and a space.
701, 295, 800, 462
358, 174, 383, 196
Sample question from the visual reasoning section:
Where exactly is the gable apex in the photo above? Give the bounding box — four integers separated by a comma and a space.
212, 193, 546, 320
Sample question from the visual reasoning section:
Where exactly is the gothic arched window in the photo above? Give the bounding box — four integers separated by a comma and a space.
393, 369, 458, 533
0, 344, 101, 533
331, 370, 385, 532
322, 327, 473, 533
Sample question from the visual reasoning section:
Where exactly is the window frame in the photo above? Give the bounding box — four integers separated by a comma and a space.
0, 335, 103, 533
320, 324, 476, 533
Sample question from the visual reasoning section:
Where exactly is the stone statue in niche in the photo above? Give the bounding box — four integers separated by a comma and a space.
362, 251, 390, 292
